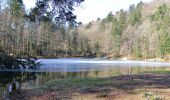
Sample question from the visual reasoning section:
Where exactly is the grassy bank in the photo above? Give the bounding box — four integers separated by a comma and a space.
9, 69, 170, 100
144, 69, 170, 75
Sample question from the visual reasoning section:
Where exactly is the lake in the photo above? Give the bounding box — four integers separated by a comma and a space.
0, 58, 170, 100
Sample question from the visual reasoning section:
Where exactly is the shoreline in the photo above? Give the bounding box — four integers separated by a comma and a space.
37, 57, 170, 64
9, 70, 170, 100
36, 56, 170, 63
118, 56, 170, 63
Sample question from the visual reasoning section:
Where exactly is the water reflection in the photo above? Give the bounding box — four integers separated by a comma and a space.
0, 59, 169, 100
0, 72, 37, 100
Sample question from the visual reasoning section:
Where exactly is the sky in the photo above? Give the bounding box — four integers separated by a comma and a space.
23, 0, 153, 24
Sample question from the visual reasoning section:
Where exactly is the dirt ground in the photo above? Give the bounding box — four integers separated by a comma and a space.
10, 74, 170, 100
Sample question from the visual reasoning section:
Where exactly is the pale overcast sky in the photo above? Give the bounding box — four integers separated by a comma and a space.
23, 0, 153, 24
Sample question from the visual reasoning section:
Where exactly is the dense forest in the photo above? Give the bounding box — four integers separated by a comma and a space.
0, 0, 170, 61
74, 0, 170, 61
0, 0, 84, 68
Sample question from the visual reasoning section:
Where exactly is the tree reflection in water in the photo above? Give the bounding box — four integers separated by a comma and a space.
0, 71, 37, 99
0, 65, 164, 100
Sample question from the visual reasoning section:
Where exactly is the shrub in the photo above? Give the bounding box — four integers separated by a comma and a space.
142, 92, 165, 100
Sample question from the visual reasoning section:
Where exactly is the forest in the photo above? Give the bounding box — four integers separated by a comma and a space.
0, 0, 170, 62
1, 0, 170, 100
76, 1, 170, 60
0, 0, 84, 68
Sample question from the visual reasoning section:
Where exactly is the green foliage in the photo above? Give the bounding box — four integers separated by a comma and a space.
10, 0, 24, 16
106, 11, 114, 22
2, 0, 170, 60
27, 0, 84, 26
142, 92, 165, 100
100, 19, 107, 30
111, 16, 121, 58
99, 91, 109, 97
159, 30, 170, 55
134, 46, 142, 58
133, 39, 142, 58
72, 30, 78, 55
94, 41, 101, 57
142, 36, 149, 59
97, 17, 100, 21
144, 69, 170, 75
129, 4, 135, 13
86, 22, 92, 29
150, 4, 168, 22
150, 4, 170, 56
129, 2, 143, 25
111, 10, 127, 58
119, 9, 127, 32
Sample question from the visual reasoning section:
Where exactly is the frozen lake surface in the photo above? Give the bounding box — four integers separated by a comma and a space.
37, 58, 170, 72
1, 58, 170, 72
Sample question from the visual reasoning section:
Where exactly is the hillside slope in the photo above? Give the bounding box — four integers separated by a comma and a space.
77, 0, 170, 60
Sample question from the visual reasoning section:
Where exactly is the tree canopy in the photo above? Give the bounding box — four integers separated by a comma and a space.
26, 0, 84, 27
